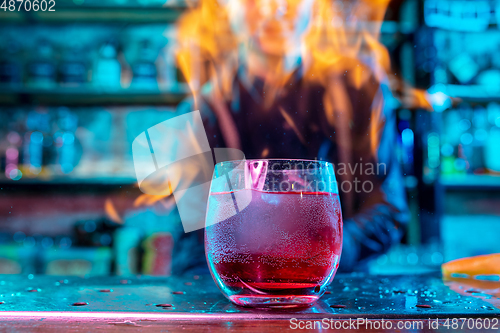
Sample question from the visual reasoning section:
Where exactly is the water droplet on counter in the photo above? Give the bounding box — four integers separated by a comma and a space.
99, 289, 113, 293
416, 304, 431, 308
172, 291, 185, 295
156, 304, 172, 308
465, 289, 480, 293
72, 302, 88, 306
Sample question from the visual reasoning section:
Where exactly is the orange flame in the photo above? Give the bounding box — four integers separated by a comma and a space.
104, 198, 123, 224
175, 0, 434, 162
176, 0, 238, 108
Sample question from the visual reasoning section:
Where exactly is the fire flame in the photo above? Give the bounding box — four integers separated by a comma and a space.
104, 198, 123, 224
175, 0, 432, 158
175, 0, 395, 93
119, 0, 434, 216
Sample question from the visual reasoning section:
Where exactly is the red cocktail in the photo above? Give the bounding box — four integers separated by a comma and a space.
205, 160, 343, 307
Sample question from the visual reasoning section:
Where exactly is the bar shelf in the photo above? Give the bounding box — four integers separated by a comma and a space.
0, 86, 188, 106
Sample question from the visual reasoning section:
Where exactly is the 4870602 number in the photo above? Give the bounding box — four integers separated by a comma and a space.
1, 0, 55, 11
443, 318, 499, 330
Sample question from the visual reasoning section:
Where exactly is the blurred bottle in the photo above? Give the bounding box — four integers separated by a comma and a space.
74, 218, 118, 247
398, 109, 414, 176
457, 106, 474, 174
485, 128, 500, 172
485, 103, 500, 172
130, 40, 158, 89
92, 42, 121, 89
4, 130, 23, 181
114, 227, 142, 276
23, 108, 52, 176
54, 107, 79, 174
59, 43, 88, 87
142, 232, 173, 276
441, 109, 459, 174
471, 106, 488, 173
0, 232, 36, 274
0, 40, 23, 87
27, 40, 56, 89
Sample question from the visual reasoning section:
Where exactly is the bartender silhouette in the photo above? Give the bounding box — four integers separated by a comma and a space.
172, 0, 409, 273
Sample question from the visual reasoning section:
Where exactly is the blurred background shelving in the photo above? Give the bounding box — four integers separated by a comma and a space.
0, 0, 189, 276
417, 0, 500, 269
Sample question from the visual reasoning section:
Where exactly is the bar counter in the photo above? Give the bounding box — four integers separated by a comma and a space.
0, 273, 498, 332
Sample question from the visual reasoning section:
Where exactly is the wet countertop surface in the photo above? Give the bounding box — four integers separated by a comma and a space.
0, 273, 498, 331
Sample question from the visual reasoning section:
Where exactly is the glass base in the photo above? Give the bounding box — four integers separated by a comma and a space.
229, 295, 319, 308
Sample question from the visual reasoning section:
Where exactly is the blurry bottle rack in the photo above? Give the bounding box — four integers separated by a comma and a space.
414, 0, 500, 259
423, 0, 500, 100
0, 0, 191, 106
0, 0, 421, 186
0, 105, 180, 186
419, 0, 500, 191
0, 0, 189, 186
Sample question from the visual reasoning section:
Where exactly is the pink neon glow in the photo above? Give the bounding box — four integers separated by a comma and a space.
5, 164, 16, 177
6, 148, 19, 161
